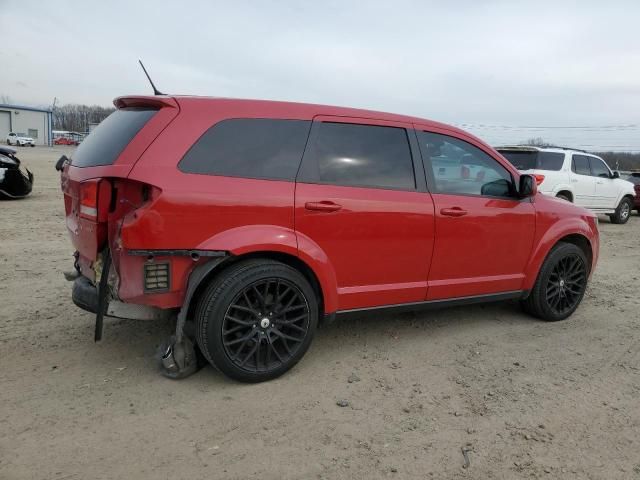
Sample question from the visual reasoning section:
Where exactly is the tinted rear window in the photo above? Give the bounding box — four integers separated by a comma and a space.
499, 150, 564, 171
300, 122, 415, 190
179, 119, 311, 181
71, 108, 157, 167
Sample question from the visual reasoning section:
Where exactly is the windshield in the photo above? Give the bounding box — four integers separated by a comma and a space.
499, 150, 565, 171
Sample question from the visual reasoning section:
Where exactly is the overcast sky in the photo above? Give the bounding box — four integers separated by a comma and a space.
1, 0, 639, 150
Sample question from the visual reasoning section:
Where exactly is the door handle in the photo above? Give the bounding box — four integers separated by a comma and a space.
305, 201, 343, 212
440, 207, 468, 217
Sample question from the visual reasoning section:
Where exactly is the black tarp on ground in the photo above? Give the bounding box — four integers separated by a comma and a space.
0, 146, 34, 199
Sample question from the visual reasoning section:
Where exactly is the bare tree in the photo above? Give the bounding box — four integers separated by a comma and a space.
522, 137, 551, 147
52, 104, 115, 132
0, 94, 12, 104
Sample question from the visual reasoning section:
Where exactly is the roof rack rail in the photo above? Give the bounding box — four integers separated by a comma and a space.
496, 144, 588, 153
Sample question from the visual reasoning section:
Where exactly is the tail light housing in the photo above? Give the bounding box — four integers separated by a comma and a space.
79, 179, 112, 222
533, 174, 546, 186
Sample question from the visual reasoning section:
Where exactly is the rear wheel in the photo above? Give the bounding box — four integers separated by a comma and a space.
609, 197, 632, 224
556, 192, 571, 202
521, 242, 588, 321
195, 260, 318, 382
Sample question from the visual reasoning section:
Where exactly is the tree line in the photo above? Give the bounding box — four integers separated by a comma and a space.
52, 104, 115, 133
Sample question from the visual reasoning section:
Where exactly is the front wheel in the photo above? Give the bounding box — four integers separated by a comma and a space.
521, 242, 588, 321
195, 260, 318, 382
556, 193, 571, 202
6, 140, 11, 146
609, 197, 632, 224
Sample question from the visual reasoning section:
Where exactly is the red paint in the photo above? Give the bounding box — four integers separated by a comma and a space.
60, 95, 599, 313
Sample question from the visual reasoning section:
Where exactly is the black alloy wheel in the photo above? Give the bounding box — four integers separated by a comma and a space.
221, 278, 310, 373
544, 253, 587, 317
521, 242, 588, 321
195, 260, 318, 382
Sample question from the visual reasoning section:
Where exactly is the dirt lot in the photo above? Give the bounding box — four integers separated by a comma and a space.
1, 146, 639, 479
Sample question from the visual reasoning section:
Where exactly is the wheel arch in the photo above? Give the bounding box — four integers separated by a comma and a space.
185, 250, 332, 327
523, 220, 596, 291
555, 189, 574, 202
189, 225, 339, 319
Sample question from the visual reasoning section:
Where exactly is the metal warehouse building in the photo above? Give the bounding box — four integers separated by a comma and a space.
0, 104, 53, 146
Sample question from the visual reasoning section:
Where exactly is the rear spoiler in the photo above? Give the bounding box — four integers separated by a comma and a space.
113, 95, 178, 110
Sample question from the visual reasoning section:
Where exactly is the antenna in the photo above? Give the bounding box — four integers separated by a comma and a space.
138, 59, 165, 96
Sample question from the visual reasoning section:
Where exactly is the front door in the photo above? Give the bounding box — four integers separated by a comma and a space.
295, 117, 435, 311
415, 129, 536, 300
589, 156, 618, 208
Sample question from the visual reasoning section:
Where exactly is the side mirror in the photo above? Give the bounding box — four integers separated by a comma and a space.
519, 174, 537, 198
612, 171, 620, 179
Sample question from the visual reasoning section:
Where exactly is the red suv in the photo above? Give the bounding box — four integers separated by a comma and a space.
59, 95, 599, 382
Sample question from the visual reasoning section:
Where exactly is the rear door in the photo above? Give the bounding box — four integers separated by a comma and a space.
589, 156, 617, 208
295, 117, 435, 311
416, 129, 536, 300
570, 154, 595, 207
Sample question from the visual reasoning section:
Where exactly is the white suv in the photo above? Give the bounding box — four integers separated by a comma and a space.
497, 146, 636, 224
6, 132, 35, 147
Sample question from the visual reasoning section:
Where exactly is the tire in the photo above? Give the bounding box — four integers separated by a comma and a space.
610, 197, 633, 224
195, 259, 318, 382
556, 193, 571, 202
6, 140, 11, 146
521, 242, 588, 321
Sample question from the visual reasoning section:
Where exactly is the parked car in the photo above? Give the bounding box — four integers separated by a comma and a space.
59, 96, 599, 383
626, 172, 640, 214
497, 146, 636, 224
54, 137, 79, 146
0, 146, 34, 199
6, 132, 35, 147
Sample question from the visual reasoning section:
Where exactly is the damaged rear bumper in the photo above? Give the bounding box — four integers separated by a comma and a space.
72, 276, 99, 313
71, 276, 171, 321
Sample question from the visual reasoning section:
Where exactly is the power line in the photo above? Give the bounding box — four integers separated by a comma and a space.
457, 123, 638, 130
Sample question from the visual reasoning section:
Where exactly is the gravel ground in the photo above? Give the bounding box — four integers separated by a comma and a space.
1, 146, 639, 479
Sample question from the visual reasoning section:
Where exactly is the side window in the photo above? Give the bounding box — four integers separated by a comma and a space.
179, 119, 311, 181
589, 157, 611, 178
301, 122, 415, 190
537, 152, 565, 171
418, 131, 514, 198
572, 155, 591, 175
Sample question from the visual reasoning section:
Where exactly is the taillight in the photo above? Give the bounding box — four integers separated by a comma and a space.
533, 174, 545, 185
79, 179, 111, 221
